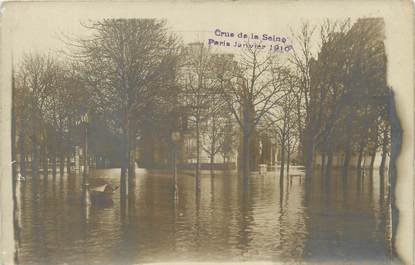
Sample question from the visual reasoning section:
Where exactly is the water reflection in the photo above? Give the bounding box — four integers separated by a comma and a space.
16, 168, 399, 264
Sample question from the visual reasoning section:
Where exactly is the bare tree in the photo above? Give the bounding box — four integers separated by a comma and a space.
73, 19, 180, 201
217, 115, 237, 166
42, 62, 88, 178
179, 43, 217, 190
305, 18, 388, 176
267, 91, 297, 178
216, 45, 289, 186
290, 20, 351, 175
201, 94, 228, 171
378, 119, 390, 176
289, 22, 317, 175
17, 53, 60, 181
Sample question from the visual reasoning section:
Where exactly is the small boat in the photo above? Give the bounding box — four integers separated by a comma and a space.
90, 184, 118, 203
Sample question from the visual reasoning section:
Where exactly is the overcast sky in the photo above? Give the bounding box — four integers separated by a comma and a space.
5, 2, 335, 59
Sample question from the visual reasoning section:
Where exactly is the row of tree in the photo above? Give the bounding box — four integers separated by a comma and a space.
12, 18, 391, 198
13, 55, 88, 181
292, 19, 390, 177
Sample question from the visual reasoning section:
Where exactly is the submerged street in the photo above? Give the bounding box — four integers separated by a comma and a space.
16, 168, 397, 265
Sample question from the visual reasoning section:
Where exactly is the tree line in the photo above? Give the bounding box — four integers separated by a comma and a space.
12, 18, 391, 198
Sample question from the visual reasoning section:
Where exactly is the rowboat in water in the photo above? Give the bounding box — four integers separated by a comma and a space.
90, 184, 118, 203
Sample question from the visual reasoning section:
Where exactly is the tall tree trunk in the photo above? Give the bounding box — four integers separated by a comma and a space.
343, 106, 353, 174
51, 132, 57, 179
242, 131, 250, 189
195, 116, 200, 192
286, 149, 290, 175
56, 130, 65, 177
60, 152, 65, 178
321, 151, 326, 174
31, 136, 39, 201
387, 91, 402, 256
18, 126, 26, 178
52, 152, 57, 179
369, 150, 376, 175
172, 141, 178, 200
59, 134, 65, 178
128, 119, 136, 200
358, 107, 369, 174
120, 162, 127, 201
81, 121, 90, 205
66, 125, 72, 175
325, 141, 333, 177
279, 142, 285, 179
120, 126, 128, 203
31, 137, 38, 178
210, 118, 216, 172
369, 128, 379, 175
41, 143, 48, 179
342, 145, 351, 176
66, 155, 71, 176
356, 142, 365, 172
368, 123, 379, 175
295, 94, 304, 164
379, 128, 388, 176
303, 132, 314, 176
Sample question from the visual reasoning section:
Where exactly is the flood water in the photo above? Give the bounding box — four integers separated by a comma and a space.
15, 167, 400, 265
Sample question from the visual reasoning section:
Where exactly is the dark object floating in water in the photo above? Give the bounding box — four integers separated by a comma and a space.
90, 184, 118, 204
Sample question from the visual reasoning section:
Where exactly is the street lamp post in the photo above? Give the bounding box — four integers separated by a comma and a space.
78, 112, 90, 205
82, 113, 89, 185
171, 131, 181, 201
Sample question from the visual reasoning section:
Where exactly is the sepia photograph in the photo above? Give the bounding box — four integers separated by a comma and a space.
0, 1, 413, 265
